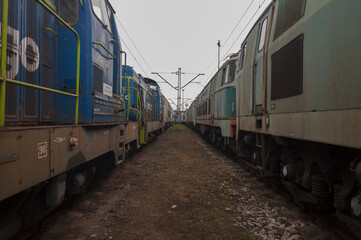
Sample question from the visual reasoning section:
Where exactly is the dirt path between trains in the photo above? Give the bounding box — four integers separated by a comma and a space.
32, 125, 339, 240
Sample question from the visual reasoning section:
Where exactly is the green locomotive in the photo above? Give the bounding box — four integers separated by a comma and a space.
186, 0, 361, 235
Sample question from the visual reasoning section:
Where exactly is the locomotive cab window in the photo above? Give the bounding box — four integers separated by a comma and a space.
238, 42, 247, 71
58, 0, 78, 26
91, 0, 112, 33
258, 18, 268, 52
104, 4, 113, 32
221, 67, 227, 85
225, 61, 236, 84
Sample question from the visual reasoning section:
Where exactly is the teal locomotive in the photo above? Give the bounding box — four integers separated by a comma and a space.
185, 0, 361, 235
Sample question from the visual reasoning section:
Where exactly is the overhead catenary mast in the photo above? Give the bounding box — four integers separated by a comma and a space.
176, 68, 182, 113
152, 68, 204, 119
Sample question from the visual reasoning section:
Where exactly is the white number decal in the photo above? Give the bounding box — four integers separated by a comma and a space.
0, 22, 20, 78
38, 142, 48, 159
0, 22, 40, 75
20, 37, 40, 72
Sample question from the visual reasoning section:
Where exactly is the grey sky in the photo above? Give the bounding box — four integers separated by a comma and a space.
109, 0, 272, 109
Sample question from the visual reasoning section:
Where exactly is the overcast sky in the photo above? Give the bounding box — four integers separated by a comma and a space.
109, 0, 272, 109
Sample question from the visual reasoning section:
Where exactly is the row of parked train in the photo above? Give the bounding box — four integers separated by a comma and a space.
0, 0, 173, 239
185, 0, 361, 236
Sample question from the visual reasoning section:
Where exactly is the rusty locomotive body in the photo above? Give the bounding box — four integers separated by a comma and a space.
0, 0, 173, 239
185, 0, 361, 235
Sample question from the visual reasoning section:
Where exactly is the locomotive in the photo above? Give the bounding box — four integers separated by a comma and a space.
0, 0, 173, 239
185, 0, 361, 235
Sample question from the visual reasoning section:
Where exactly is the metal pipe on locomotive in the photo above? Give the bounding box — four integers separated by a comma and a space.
0, 1, 173, 239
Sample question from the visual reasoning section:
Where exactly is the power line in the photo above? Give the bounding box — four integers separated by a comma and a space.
152, 69, 204, 114
202, 0, 267, 91
118, 35, 149, 78
115, 14, 153, 73
222, 0, 257, 52
204, 0, 256, 72
221, 0, 266, 60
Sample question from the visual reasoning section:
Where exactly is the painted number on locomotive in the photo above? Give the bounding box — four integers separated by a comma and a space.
0, 23, 40, 78
38, 142, 48, 159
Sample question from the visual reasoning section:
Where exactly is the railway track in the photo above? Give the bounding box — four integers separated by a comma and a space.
10, 171, 112, 240
234, 151, 360, 240
10, 127, 361, 240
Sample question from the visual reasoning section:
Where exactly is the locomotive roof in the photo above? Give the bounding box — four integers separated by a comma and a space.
144, 78, 159, 87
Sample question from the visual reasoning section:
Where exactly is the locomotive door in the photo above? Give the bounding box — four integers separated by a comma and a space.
1, 0, 21, 123
1, 0, 57, 124
39, 0, 57, 122
20, 0, 41, 122
252, 10, 271, 116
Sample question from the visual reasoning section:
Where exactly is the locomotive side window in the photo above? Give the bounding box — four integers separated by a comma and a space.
208, 99, 211, 114
106, 4, 113, 31
238, 42, 247, 71
102, 3, 112, 32
258, 18, 268, 52
91, 0, 112, 33
58, 0, 78, 26
225, 61, 236, 84
221, 67, 227, 85
92, 0, 103, 20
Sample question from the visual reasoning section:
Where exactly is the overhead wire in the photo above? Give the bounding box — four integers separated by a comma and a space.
115, 12, 173, 89
222, 0, 257, 50
202, 0, 266, 86
204, 0, 257, 73
199, 0, 266, 109
115, 14, 153, 73
115, 15, 175, 101
221, 0, 266, 60
118, 35, 149, 78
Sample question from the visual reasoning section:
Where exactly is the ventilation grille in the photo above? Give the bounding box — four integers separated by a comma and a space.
5, 83, 17, 116
24, 1, 38, 119
58, 0, 78, 25
274, 0, 306, 40
271, 35, 303, 101
93, 65, 103, 93
42, 64, 54, 120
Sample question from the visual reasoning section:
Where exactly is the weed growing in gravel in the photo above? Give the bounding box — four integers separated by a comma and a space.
169, 124, 187, 133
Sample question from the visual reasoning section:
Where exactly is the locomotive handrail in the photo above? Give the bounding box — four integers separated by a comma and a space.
0, 0, 9, 126
0, 77, 78, 98
122, 76, 142, 121
112, 40, 122, 122
125, 86, 142, 120
0, 0, 81, 126
93, 42, 116, 60
42, 27, 58, 36
44, 0, 56, 11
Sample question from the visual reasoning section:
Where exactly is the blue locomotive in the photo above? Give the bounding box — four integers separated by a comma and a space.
122, 65, 172, 147
0, 1, 173, 239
